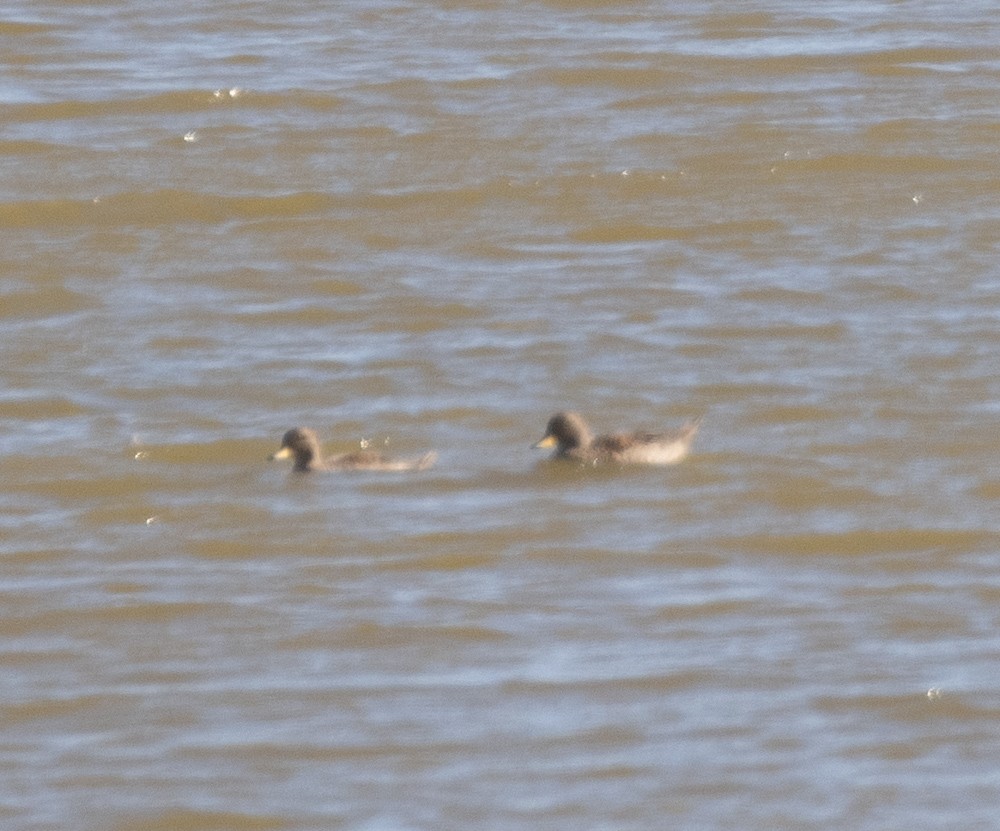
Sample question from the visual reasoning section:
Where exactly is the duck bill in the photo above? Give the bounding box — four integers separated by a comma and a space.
533, 435, 557, 450
269, 446, 293, 461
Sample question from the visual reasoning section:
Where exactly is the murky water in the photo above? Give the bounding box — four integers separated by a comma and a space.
2, 2, 999, 829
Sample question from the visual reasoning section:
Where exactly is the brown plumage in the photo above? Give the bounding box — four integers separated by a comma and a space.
534, 411, 701, 465
269, 427, 436, 473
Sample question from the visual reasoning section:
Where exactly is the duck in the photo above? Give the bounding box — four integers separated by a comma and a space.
533, 411, 701, 465
269, 427, 437, 473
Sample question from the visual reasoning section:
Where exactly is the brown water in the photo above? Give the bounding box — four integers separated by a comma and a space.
2, 2, 999, 829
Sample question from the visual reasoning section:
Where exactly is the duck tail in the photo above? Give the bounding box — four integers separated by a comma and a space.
415, 451, 438, 471
680, 414, 703, 442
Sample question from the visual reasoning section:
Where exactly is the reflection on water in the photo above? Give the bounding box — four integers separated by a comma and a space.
2, 1, 999, 829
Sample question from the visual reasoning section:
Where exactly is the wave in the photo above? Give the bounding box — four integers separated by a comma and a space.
0, 189, 335, 228
4, 88, 343, 123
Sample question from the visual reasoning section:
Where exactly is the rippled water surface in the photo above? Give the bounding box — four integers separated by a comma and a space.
2, 2, 999, 829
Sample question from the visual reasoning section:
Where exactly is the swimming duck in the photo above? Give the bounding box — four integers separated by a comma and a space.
533, 411, 701, 465
269, 427, 437, 472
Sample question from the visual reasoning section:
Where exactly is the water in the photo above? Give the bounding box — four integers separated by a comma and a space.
2, 2, 999, 829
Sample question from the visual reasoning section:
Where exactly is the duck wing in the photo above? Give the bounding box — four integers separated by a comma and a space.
591, 432, 640, 454
327, 449, 436, 471
594, 418, 701, 465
